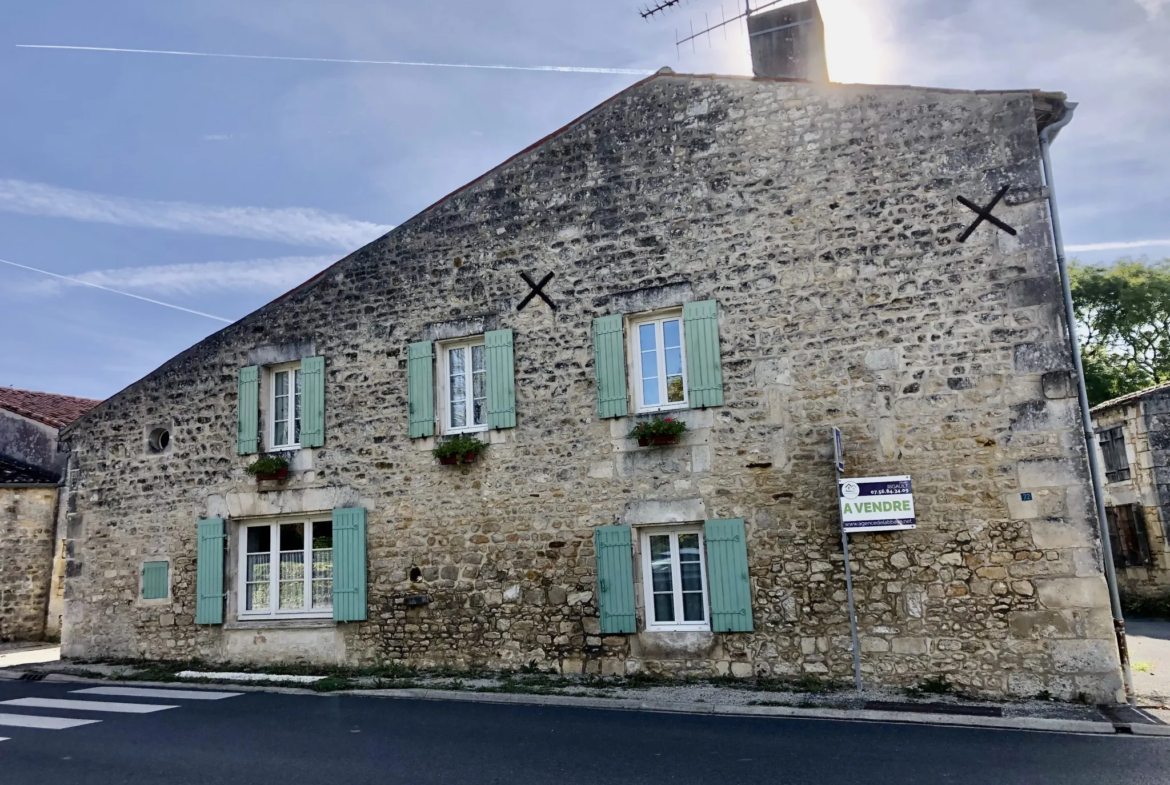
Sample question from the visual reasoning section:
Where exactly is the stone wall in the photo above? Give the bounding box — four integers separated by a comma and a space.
0, 486, 56, 641
0, 409, 64, 476
60, 74, 1123, 700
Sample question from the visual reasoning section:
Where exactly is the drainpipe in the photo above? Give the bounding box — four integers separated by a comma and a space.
1039, 102, 1136, 706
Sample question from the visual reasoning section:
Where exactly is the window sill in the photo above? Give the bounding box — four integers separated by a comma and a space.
644, 626, 711, 634
442, 427, 489, 437
634, 404, 689, 416
226, 617, 337, 630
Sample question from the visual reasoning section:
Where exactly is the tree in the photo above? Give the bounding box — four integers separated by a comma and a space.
1070, 258, 1170, 406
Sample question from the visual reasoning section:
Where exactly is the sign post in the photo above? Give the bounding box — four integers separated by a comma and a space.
833, 428, 864, 693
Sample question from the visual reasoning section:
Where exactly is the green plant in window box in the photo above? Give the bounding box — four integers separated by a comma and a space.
433, 434, 487, 465
245, 454, 290, 480
628, 416, 687, 447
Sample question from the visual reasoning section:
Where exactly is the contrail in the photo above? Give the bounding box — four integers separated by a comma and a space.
1066, 239, 1170, 253
0, 258, 234, 323
15, 44, 656, 76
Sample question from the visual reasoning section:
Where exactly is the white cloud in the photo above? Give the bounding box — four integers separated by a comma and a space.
27, 255, 338, 297
0, 179, 392, 250
1135, 0, 1169, 18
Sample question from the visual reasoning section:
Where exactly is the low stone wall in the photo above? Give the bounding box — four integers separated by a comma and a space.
0, 486, 55, 641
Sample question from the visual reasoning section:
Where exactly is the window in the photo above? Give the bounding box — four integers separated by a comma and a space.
270, 364, 302, 449
1106, 505, 1153, 569
631, 312, 687, 413
1099, 426, 1131, 483
239, 519, 333, 619
441, 337, 487, 434
640, 527, 709, 631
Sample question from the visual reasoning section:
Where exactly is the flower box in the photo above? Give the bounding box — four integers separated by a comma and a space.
629, 416, 687, 447
638, 434, 679, 447
246, 455, 290, 481
434, 436, 486, 466
255, 467, 289, 481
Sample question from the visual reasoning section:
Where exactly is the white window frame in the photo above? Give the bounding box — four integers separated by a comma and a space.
640, 525, 710, 632
438, 335, 489, 436
268, 361, 303, 451
237, 516, 334, 620
629, 309, 688, 414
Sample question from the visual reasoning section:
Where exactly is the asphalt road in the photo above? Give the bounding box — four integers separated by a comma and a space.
0, 680, 1167, 785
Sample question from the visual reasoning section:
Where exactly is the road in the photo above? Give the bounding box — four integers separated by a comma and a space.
0, 680, 1167, 785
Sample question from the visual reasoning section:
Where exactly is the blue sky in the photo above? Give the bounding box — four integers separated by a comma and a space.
1, 0, 1168, 400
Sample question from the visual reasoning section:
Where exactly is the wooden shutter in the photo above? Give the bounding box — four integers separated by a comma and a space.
485, 329, 517, 430
300, 356, 325, 447
594, 525, 636, 633
593, 315, 628, 419
332, 507, 368, 622
141, 561, 169, 600
407, 341, 435, 438
683, 300, 724, 409
237, 366, 260, 455
704, 518, 753, 632
195, 519, 225, 625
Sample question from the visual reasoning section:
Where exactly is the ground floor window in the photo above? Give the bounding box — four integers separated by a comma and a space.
640, 527, 709, 631
1106, 504, 1153, 568
239, 518, 333, 618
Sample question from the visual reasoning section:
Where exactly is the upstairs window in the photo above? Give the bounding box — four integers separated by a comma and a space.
270, 363, 302, 449
1099, 426, 1130, 483
631, 311, 688, 413
441, 337, 487, 434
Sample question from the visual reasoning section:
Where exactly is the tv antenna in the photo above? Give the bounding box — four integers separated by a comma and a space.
639, 0, 685, 19
641, 0, 804, 56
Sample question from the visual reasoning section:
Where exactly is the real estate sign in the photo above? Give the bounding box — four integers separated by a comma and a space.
838, 475, 916, 533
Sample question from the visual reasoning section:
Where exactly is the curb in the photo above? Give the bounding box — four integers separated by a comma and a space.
0, 667, 1130, 735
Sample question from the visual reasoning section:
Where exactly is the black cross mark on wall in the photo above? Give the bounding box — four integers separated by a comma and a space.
517, 271, 557, 311
956, 185, 1018, 243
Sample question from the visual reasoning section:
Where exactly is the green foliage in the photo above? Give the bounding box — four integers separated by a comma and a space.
1121, 590, 1170, 620
627, 416, 688, 441
904, 674, 953, 698
432, 434, 486, 462
1071, 258, 1170, 405
244, 455, 289, 477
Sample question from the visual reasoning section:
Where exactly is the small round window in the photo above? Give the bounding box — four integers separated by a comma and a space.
148, 428, 170, 453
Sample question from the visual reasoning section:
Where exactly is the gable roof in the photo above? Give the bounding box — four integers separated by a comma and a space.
1091, 381, 1170, 416
61, 71, 1067, 437
0, 386, 103, 429
0, 455, 59, 485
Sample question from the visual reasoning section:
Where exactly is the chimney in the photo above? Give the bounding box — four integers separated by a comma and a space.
747, 0, 828, 82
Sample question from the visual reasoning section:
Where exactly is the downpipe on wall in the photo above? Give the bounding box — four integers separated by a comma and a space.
1039, 102, 1136, 705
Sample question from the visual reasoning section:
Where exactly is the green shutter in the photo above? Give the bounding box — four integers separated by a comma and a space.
237, 366, 259, 455
485, 329, 517, 430
704, 518, 753, 632
301, 356, 325, 447
332, 507, 368, 622
594, 525, 636, 633
408, 341, 435, 438
141, 561, 169, 600
683, 300, 724, 409
195, 519, 225, 625
593, 315, 628, 419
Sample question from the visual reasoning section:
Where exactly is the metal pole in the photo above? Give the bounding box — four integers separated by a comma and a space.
836, 458, 863, 693
1039, 104, 1135, 705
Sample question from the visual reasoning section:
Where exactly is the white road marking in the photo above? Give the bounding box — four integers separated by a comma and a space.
0, 713, 101, 729
72, 686, 242, 701
177, 670, 324, 683
0, 698, 177, 714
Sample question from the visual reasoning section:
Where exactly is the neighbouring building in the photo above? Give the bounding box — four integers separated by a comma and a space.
1090, 383, 1170, 597
0, 386, 101, 641
56, 5, 1126, 700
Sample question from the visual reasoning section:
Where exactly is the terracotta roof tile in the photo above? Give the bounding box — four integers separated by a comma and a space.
0, 386, 103, 429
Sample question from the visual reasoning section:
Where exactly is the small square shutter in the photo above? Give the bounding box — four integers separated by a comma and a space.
332, 507, 368, 622
237, 366, 260, 455
594, 525, 636, 633
195, 519, 225, 625
141, 561, 169, 600
408, 341, 435, 438
683, 300, 724, 409
593, 315, 628, 419
300, 356, 325, 447
704, 518, 753, 632
485, 329, 517, 430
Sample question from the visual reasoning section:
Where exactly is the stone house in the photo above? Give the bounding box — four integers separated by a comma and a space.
1090, 383, 1170, 597
0, 386, 101, 641
55, 20, 1125, 700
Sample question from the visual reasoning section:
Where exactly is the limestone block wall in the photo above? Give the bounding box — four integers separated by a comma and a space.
0, 486, 56, 641
60, 74, 1122, 700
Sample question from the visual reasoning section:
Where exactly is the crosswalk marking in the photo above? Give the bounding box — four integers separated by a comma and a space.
72, 686, 243, 701
0, 698, 177, 714
0, 713, 101, 730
